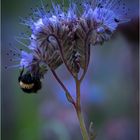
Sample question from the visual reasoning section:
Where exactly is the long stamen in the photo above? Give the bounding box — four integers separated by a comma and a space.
15, 37, 29, 48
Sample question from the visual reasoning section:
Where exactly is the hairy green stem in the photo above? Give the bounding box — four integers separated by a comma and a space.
52, 70, 90, 140
76, 110, 89, 140
75, 78, 89, 140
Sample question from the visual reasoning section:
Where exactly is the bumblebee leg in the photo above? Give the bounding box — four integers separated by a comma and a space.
18, 66, 24, 81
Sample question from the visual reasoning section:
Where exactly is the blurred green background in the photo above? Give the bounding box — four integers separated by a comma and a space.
2, 0, 139, 140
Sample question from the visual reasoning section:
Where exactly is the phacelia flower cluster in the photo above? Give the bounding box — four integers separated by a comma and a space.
9, 0, 129, 92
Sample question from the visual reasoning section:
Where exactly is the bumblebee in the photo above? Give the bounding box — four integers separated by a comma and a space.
18, 68, 42, 93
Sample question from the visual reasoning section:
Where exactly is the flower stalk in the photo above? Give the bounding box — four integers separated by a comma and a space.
76, 109, 89, 140
52, 70, 90, 140
75, 77, 89, 140
51, 69, 76, 107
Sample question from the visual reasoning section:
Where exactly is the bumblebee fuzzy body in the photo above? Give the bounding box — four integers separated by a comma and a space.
18, 68, 41, 93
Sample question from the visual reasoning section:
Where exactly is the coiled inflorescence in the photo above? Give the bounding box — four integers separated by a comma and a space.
10, 0, 130, 82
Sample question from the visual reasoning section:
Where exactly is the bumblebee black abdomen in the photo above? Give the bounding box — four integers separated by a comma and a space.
18, 69, 42, 93
19, 80, 41, 93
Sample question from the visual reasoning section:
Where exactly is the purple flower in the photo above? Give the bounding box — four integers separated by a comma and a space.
20, 51, 33, 68
8, 0, 130, 91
